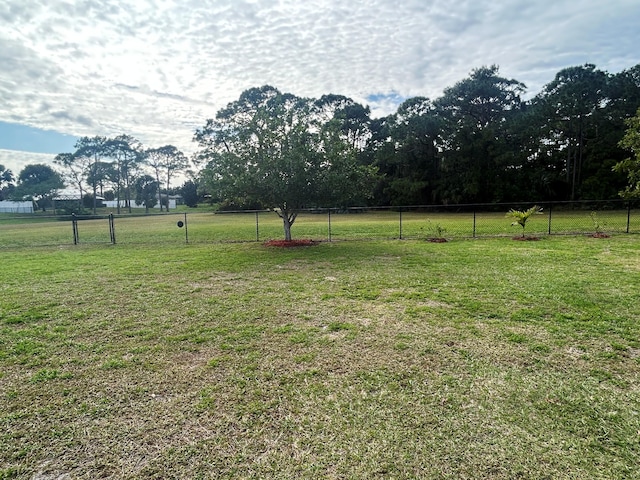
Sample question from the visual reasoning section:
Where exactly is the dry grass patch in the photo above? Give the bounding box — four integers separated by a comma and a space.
1, 238, 639, 478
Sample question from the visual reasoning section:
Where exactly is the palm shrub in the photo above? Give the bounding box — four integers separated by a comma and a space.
506, 205, 543, 237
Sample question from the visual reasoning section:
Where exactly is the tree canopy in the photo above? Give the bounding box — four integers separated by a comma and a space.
52, 136, 188, 213
194, 86, 377, 240
31, 61, 640, 216
12, 164, 64, 210
614, 107, 640, 198
0, 164, 14, 200
145, 145, 189, 211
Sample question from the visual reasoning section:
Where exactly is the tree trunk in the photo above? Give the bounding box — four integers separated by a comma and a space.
166, 173, 171, 211
277, 209, 297, 241
116, 178, 121, 215
155, 171, 163, 212
283, 217, 292, 241
92, 155, 98, 214
92, 182, 97, 214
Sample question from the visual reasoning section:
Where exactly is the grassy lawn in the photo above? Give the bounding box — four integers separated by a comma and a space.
1, 208, 639, 247
1, 236, 639, 478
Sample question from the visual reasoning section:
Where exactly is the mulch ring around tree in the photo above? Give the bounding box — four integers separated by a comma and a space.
264, 239, 318, 247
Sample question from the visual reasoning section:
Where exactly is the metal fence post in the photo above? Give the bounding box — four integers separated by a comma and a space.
627, 202, 631, 234
72, 213, 79, 245
399, 208, 403, 239
184, 213, 189, 244
109, 213, 116, 244
328, 209, 332, 242
548, 205, 552, 235
472, 210, 476, 238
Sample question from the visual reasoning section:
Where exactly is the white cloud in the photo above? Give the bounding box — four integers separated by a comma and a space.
0, 149, 56, 177
1, 0, 639, 163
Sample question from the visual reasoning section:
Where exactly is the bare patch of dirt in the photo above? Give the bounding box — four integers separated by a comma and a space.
512, 236, 540, 241
427, 238, 448, 243
589, 232, 610, 238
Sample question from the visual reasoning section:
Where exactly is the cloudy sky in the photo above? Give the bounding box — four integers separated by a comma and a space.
1, 0, 639, 179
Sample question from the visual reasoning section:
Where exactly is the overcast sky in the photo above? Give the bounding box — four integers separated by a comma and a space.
1, 0, 639, 179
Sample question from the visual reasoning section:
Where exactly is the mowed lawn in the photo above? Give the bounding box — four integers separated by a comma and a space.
1, 235, 639, 478
1, 207, 638, 247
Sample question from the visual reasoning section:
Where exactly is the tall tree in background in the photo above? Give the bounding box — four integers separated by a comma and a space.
0, 164, 14, 200
145, 145, 189, 211
614, 107, 640, 198
12, 164, 64, 210
134, 174, 159, 213
194, 86, 377, 240
314, 94, 372, 151
180, 180, 200, 207
54, 152, 89, 210
434, 65, 526, 203
531, 64, 609, 200
105, 135, 144, 213
72, 136, 109, 213
374, 97, 444, 205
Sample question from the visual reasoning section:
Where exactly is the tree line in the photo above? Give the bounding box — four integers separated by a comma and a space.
1, 63, 639, 218
362, 63, 640, 205
0, 136, 194, 213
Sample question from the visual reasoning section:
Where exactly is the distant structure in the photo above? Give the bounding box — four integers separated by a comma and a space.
0, 201, 33, 213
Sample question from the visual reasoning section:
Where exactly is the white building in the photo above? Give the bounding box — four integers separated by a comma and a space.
0, 201, 33, 213
102, 199, 177, 210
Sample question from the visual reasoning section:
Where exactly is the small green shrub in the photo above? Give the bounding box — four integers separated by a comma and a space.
590, 211, 608, 235
506, 205, 543, 237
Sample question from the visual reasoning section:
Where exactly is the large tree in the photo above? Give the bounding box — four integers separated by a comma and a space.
72, 136, 109, 213
194, 86, 377, 240
373, 97, 444, 205
134, 174, 159, 213
180, 180, 200, 207
53, 152, 90, 210
145, 145, 189, 211
105, 135, 144, 213
434, 65, 526, 203
12, 164, 64, 210
0, 164, 14, 200
614, 107, 640, 198
531, 64, 610, 200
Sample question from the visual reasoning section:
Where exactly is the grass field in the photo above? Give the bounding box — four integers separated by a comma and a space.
1, 233, 639, 478
1, 207, 639, 247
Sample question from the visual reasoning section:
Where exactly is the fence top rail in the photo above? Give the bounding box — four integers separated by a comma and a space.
1, 199, 637, 222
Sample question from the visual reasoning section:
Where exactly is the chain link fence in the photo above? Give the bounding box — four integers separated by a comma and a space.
1, 200, 638, 248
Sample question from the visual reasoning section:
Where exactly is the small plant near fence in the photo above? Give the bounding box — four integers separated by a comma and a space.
424, 221, 447, 242
589, 211, 610, 238
506, 205, 543, 239
1, 200, 637, 247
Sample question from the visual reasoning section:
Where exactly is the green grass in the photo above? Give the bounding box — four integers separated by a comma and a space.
1, 208, 639, 247
0, 235, 639, 478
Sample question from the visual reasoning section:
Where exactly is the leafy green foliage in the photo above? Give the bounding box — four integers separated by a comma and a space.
11, 164, 64, 210
506, 205, 543, 236
614, 107, 640, 198
145, 145, 189, 212
590, 211, 606, 234
195, 86, 377, 240
0, 164, 15, 200
38, 61, 640, 209
180, 180, 200, 207
134, 174, 159, 213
